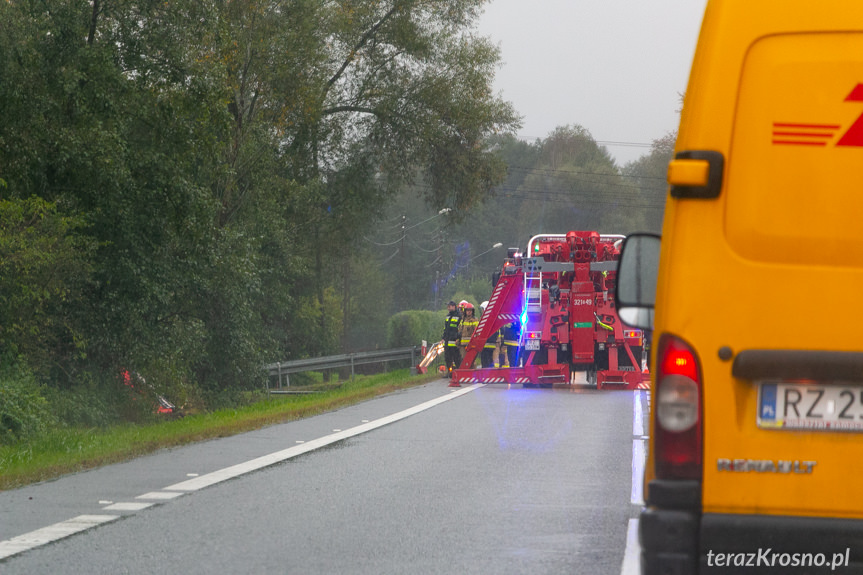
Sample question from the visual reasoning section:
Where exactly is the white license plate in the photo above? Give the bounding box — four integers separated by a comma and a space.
525, 339, 540, 351
758, 381, 863, 431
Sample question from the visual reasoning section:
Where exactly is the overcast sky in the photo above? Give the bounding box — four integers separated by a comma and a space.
475, 0, 709, 166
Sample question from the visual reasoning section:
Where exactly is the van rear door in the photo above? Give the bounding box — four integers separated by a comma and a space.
702, 23, 863, 520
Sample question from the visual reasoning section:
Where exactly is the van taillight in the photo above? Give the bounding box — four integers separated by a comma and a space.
655, 334, 703, 480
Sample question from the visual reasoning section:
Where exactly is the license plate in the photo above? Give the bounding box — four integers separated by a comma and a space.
525, 339, 540, 351
758, 381, 863, 431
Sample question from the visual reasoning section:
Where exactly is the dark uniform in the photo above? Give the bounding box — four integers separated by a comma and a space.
503, 321, 520, 368
442, 301, 461, 377
481, 328, 500, 368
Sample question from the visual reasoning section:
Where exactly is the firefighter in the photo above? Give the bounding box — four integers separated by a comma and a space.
441, 300, 461, 377
493, 326, 505, 368
503, 320, 520, 368
458, 302, 479, 367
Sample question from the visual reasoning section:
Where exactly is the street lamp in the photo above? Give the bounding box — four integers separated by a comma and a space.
471, 242, 504, 261
461, 242, 504, 274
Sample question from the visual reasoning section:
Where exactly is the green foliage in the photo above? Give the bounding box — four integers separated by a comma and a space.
0, 197, 96, 379
3, 0, 520, 396
386, 310, 446, 348
0, 360, 56, 444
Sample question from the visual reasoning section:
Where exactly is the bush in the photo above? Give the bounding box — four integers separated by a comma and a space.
0, 360, 56, 444
386, 310, 447, 348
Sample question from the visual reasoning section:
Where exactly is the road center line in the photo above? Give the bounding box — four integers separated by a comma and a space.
162, 383, 485, 492
102, 502, 153, 512
0, 515, 119, 561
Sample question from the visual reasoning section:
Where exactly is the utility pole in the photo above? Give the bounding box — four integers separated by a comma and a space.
434, 227, 445, 309
399, 214, 406, 310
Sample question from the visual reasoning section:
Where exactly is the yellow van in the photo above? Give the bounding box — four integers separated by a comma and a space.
616, 1, 863, 572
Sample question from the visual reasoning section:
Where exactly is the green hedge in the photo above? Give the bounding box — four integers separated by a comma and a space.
386, 310, 448, 348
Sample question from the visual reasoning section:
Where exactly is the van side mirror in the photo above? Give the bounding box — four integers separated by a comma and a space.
615, 233, 661, 330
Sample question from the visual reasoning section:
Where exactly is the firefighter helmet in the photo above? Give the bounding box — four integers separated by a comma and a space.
463, 302, 474, 310
480, 301, 489, 312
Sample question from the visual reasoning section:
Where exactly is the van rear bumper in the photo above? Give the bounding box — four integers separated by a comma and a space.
641, 507, 863, 574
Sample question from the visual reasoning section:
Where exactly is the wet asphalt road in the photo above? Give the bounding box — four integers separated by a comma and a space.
0, 381, 642, 575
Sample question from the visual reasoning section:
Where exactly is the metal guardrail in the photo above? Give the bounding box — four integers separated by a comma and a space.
266, 346, 420, 393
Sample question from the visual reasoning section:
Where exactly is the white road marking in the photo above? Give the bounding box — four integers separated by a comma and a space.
631, 439, 645, 506
186, 473, 199, 477
98, 500, 112, 505
163, 384, 484, 492
0, 515, 119, 560
631, 391, 647, 505
102, 502, 153, 511
622, 390, 648, 575
633, 391, 644, 437
136, 492, 183, 500
620, 518, 641, 575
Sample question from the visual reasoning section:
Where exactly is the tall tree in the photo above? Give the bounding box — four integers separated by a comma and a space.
621, 131, 676, 232
0, 0, 519, 395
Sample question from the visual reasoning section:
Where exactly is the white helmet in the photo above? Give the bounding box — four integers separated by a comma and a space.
480, 301, 489, 312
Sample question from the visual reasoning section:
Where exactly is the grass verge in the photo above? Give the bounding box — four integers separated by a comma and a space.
0, 369, 439, 491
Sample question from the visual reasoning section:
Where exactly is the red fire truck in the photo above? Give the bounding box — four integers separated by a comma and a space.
450, 231, 649, 389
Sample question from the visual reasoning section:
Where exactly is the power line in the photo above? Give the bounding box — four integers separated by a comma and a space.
512, 134, 656, 148
495, 189, 666, 209
595, 140, 654, 148
506, 164, 667, 182
363, 234, 405, 247
408, 237, 440, 253
363, 208, 451, 247
405, 171, 666, 198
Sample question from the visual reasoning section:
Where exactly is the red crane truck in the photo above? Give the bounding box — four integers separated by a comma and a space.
450, 231, 649, 389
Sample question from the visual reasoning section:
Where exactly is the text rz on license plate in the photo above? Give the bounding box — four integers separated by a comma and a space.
758, 381, 863, 431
